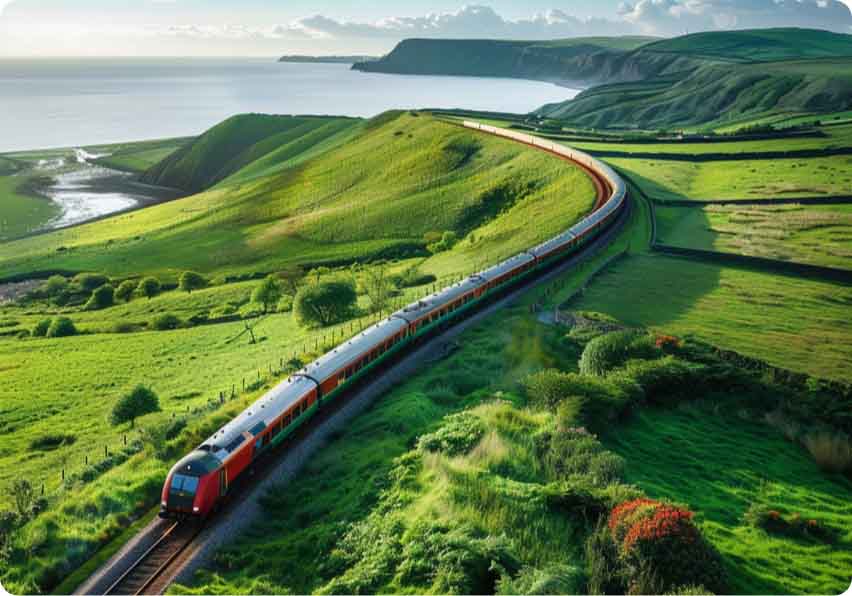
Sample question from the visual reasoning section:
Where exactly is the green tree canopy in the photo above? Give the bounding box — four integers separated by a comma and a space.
294, 279, 357, 327
179, 271, 207, 294
43, 275, 68, 297
110, 385, 160, 428
46, 317, 77, 338
252, 275, 282, 313
138, 277, 161, 300
115, 280, 137, 302
74, 273, 109, 291
84, 285, 115, 311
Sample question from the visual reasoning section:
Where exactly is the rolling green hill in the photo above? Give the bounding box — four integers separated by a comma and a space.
140, 114, 360, 193
0, 112, 596, 280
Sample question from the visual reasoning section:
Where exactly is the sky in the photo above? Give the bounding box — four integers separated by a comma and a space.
1, 0, 851, 57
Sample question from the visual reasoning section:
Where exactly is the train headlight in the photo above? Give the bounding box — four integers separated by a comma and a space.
193, 506, 200, 512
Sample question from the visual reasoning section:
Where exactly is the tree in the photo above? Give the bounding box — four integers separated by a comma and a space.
309, 266, 330, 285
151, 313, 182, 330
84, 285, 114, 310
138, 277, 161, 300
252, 275, 282, 314
179, 271, 207, 294
277, 265, 304, 296
46, 317, 76, 338
75, 273, 109, 291
115, 280, 137, 302
359, 262, 396, 314
32, 318, 51, 337
9, 479, 34, 519
110, 385, 160, 428
294, 279, 357, 327
43, 275, 68, 297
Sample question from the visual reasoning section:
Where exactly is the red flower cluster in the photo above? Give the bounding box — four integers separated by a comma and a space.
655, 334, 682, 351
623, 505, 698, 552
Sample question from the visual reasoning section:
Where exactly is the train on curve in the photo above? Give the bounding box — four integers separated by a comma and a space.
160, 121, 628, 518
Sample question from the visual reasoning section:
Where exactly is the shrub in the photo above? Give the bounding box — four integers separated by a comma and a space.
427, 230, 458, 254
110, 385, 160, 427
74, 273, 108, 291
523, 369, 636, 428
744, 503, 835, 543
32, 318, 51, 337
294, 279, 357, 327
29, 433, 76, 451
115, 280, 137, 302
252, 275, 282, 313
496, 564, 584, 595
579, 330, 657, 376
179, 271, 207, 293
655, 334, 682, 352
151, 313, 182, 331
42, 275, 68, 297
84, 285, 114, 310
607, 499, 726, 593
616, 357, 700, 407
138, 276, 161, 300
277, 295, 294, 313
417, 412, 484, 456
112, 321, 141, 334
46, 317, 76, 338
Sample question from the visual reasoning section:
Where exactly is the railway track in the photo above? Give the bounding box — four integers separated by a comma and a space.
104, 521, 202, 595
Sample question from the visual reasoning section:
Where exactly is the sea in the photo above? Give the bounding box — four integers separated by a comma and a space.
0, 58, 578, 153
0, 58, 579, 230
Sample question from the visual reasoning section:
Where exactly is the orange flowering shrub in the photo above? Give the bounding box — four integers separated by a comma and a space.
607, 499, 725, 593
655, 334, 682, 351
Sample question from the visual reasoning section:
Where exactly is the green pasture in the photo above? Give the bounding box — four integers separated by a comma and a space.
0, 175, 59, 240
567, 254, 852, 382
656, 203, 852, 269
609, 155, 852, 200
604, 404, 852, 594
0, 113, 596, 280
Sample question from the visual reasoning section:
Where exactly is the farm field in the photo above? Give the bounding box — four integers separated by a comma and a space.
0, 112, 596, 280
567, 254, 852, 382
655, 203, 852, 269
603, 405, 852, 594
608, 155, 852, 200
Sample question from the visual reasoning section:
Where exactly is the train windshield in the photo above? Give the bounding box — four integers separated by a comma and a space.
170, 474, 199, 495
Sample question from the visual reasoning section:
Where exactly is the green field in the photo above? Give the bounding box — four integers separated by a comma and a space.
656, 203, 852, 269
0, 174, 60, 240
604, 405, 852, 594
93, 138, 192, 174
0, 112, 596, 280
568, 254, 852, 382
610, 155, 852, 200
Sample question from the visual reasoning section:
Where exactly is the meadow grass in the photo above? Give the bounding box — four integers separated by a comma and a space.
567, 254, 852, 382
0, 113, 595, 280
602, 404, 852, 594
656, 203, 852, 269
0, 175, 60, 240
608, 155, 852, 200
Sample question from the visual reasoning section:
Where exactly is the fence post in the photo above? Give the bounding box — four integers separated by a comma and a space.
105, 445, 108, 457
61, 468, 65, 481
85, 455, 88, 466
124, 434, 127, 446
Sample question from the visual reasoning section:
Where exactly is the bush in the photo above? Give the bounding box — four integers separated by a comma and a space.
110, 385, 160, 427
615, 357, 701, 407
252, 275, 282, 313
138, 276, 161, 300
151, 313, 182, 331
417, 412, 484, 456
294, 279, 357, 327
607, 499, 726, 593
42, 275, 68, 297
46, 317, 77, 338
427, 230, 458, 254
112, 321, 141, 334
84, 285, 114, 310
744, 503, 835, 543
115, 280, 137, 302
32, 318, 51, 337
74, 273, 108, 291
179, 271, 207, 293
579, 330, 658, 376
496, 564, 584, 595
277, 295, 294, 313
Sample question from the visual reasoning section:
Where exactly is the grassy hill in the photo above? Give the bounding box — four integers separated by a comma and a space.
140, 115, 359, 193
0, 112, 596, 281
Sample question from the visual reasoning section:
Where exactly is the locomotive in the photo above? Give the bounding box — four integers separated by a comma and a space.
160, 121, 628, 518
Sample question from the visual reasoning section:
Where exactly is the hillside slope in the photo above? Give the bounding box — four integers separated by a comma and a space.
0, 112, 596, 279
140, 114, 359, 193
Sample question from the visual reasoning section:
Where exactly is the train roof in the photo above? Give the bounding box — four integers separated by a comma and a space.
300, 316, 409, 382
202, 374, 317, 460
477, 252, 536, 282
392, 276, 484, 322
170, 449, 221, 476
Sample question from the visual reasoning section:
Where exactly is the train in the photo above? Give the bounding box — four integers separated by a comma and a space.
160, 121, 628, 518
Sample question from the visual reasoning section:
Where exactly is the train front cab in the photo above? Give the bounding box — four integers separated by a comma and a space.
160, 449, 222, 518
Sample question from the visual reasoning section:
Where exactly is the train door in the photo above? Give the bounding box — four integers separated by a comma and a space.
219, 468, 228, 496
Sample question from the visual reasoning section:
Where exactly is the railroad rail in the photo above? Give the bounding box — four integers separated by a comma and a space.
104, 521, 201, 595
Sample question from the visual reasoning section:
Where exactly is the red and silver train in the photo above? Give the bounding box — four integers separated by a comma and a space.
160, 121, 628, 518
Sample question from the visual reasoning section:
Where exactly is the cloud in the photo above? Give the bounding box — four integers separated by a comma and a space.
619, 0, 852, 35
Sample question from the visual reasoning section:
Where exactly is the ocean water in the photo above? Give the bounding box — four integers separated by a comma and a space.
0, 58, 578, 153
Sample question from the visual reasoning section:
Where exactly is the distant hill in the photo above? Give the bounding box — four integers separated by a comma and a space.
140, 114, 360, 193
352, 37, 659, 86
279, 55, 379, 64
